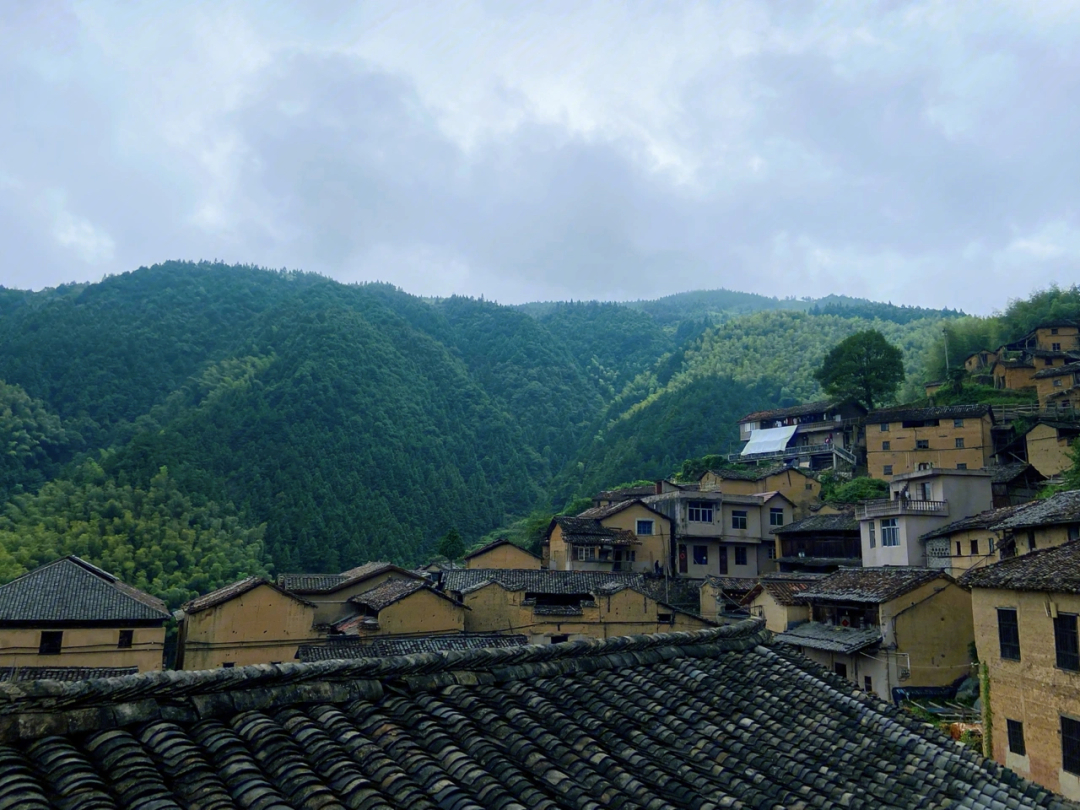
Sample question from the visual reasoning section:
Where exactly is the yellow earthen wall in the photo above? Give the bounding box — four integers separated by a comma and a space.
599, 504, 669, 572
866, 416, 993, 478
1026, 424, 1073, 477
887, 579, 974, 688
466, 544, 540, 570
364, 589, 465, 636
0, 626, 165, 672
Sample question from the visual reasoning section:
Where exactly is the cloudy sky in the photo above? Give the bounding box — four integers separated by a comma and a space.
1, 1, 1078, 312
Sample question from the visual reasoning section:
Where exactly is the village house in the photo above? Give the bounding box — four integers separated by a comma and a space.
698, 463, 822, 518
0, 556, 170, 677
543, 499, 671, 573
0, 621, 1066, 809
856, 468, 994, 568
1036, 364, 1080, 413
990, 462, 1048, 507
964, 540, 1080, 800
739, 572, 822, 632
591, 483, 658, 508
735, 400, 864, 472
175, 577, 321, 670
919, 504, 1024, 577
771, 510, 861, 573
775, 567, 974, 700
331, 579, 466, 638
463, 537, 541, 570
991, 490, 1080, 559
642, 488, 793, 578
441, 569, 710, 644
698, 576, 759, 621
277, 561, 426, 626
965, 349, 1000, 377
1021, 422, 1080, 477
992, 355, 1039, 391
864, 404, 995, 479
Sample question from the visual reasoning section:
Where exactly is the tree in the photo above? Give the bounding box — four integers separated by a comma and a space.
437, 528, 466, 561
814, 330, 905, 411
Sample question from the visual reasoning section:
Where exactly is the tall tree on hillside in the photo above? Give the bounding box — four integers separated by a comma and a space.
437, 528, 466, 561
814, 330, 905, 411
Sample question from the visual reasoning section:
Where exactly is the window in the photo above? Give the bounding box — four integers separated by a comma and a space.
767, 546, 776, 560
734, 546, 748, 566
880, 518, 899, 547
1053, 328, 1060, 335
38, 631, 63, 655
953, 418, 964, 427
970, 539, 979, 556
222, 662, 236, 668
868, 523, 875, 548
863, 676, 873, 693
956, 463, 967, 470
880, 423, 890, 432
657, 613, 673, 623
1028, 531, 1037, 552
731, 510, 747, 530
989, 537, 996, 554
1064, 716, 1080, 775
687, 502, 713, 523
1054, 342, 1063, 352
1055, 379, 1064, 388
575, 546, 596, 561
636, 519, 654, 535
882, 441, 891, 450
1070, 526, 1080, 542
550, 634, 569, 644
955, 437, 965, 449
956, 541, 962, 557
1006, 720, 1026, 756
769, 508, 784, 527
1055, 614, 1080, 672
693, 545, 708, 565
916, 439, 930, 449
997, 608, 1020, 660
834, 662, 847, 678
1046, 358, 1054, 367
883, 465, 893, 476
118, 630, 134, 649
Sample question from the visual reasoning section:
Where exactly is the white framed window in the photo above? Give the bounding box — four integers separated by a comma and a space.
636, 519, 654, 536
868, 523, 876, 548
881, 518, 899, 547
731, 510, 748, 530
769, 508, 784, 527
687, 502, 713, 523
575, 546, 597, 561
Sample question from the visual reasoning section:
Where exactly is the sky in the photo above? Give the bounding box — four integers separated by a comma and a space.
1, 1, 1078, 312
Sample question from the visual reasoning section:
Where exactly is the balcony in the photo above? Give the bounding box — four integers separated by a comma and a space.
727, 442, 857, 466
855, 499, 949, 519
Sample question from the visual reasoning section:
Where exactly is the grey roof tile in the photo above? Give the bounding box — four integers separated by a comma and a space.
795, 567, 948, 604
991, 490, 1080, 530
774, 622, 882, 653
865, 403, 992, 424
962, 539, 1080, 594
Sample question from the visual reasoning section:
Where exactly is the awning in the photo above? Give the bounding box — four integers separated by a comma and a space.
740, 425, 798, 456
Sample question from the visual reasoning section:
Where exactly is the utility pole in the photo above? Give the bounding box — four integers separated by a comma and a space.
943, 328, 950, 371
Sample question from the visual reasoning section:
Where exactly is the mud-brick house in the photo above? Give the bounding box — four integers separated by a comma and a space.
698, 576, 759, 622
1020, 422, 1080, 477
698, 464, 822, 518
857, 468, 994, 568
919, 504, 1024, 577
277, 562, 425, 626
991, 490, 1080, 559
463, 538, 541, 570
442, 569, 711, 644
735, 400, 864, 472
739, 572, 823, 633
1035, 363, 1080, 410
775, 567, 974, 700
176, 577, 321, 670
0, 556, 170, 675
771, 510, 861, 573
331, 579, 466, 638
543, 499, 671, 574
864, 404, 995, 479
990, 463, 1047, 507
964, 540, 1080, 800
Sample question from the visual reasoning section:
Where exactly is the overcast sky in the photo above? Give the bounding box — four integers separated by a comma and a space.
1, 1, 1078, 312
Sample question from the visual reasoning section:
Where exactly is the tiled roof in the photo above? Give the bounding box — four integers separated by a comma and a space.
991, 490, 1080, 530
771, 512, 858, 535
533, 604, 584, 616
0, 557, 170, 624
595, 485, 657, 500
278, 561, 412, 594
297, 633, 530, 662
182, 577, 314, 614
1034, 361, 1080, 379
919, 505, 1027, 541
702, 576, 758, 594
0, 666, 139, 683
864, 403, 992, 424
348, 579, 461, 612
775, 622, 883, 653
796, 567, 947, 604
462, 538, 539, 562
962, 540, 1080, 594
990, 462, 1044, 484
444, 569, 646, 596
744, 577, 818, 607
739, 399, 837, 422
550, 515, 637, 546
700, 464, 808, 482
0, 621, 1068, 809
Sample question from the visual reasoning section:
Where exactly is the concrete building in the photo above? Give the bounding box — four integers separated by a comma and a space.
856, 468, 994, 568
734, 400, 863, 472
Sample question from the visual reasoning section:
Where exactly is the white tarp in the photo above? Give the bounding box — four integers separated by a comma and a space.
740, 425, 798, 456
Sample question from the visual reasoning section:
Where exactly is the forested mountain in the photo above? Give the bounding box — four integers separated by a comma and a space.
0, 261, 967, 604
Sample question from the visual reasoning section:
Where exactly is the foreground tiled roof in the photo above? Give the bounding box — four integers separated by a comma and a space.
772, 512, 858, 535
962, 540, 1080, 594
991, 490, 1080, 530
775, 622, 883, 654
919, 505, 1027, 541
0, 666, 139, 683
0, 557, 170, 624
0, 621, 1070, 809
796, 567, 947, 604
297, 633, 529, 662
864, 403, 992, 424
